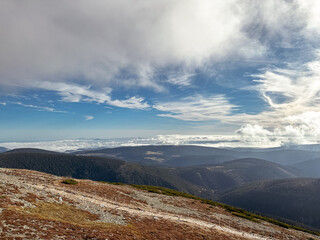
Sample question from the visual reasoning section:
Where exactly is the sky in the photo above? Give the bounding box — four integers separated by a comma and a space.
1, 0, 320, 149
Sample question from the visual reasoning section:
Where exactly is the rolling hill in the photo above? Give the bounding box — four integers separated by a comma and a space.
0, 150, 210, 198
0, 149, 302, 198
176, 158, 299, 193
291, 158, 320, 178
0, 147, 8, 153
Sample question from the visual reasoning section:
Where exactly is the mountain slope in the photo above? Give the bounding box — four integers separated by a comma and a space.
1, 168, 318, 239
219, 178, 320, 231
176, 158, 298, 194
0, 150, 301, 199
291, 158, 320, 178
0, 150, 303, 199
5, 148, 59, 154
0, 150, 209, 198
0, 147, 7, 153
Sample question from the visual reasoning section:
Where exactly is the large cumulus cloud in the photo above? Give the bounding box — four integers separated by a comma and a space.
1, 0, 315, 92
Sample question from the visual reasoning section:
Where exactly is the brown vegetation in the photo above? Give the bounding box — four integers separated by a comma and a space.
0, 168, 318, 239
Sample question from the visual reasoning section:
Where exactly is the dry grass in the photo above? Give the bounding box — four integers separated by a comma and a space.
14, 202, 121, 230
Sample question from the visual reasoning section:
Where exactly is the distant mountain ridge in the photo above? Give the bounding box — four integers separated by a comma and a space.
76, 145, 320, 166
5, 148, 61, 154
292, 158, 320, 178
76, 145, 237, 166
0, 148, 302, 198
0, 149, 210, 198
175, 158, 298, 192
219, 178, 320, 230
2, 145, 319, 166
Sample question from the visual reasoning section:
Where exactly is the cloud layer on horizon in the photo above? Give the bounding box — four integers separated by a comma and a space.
2, 134, 320, 152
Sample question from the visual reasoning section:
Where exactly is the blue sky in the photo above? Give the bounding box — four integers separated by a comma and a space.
1, 0, 320, 148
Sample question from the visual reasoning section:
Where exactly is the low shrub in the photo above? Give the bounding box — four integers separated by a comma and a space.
62, 179, 78, 185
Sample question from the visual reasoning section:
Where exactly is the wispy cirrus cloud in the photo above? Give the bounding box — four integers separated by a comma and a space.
153, 53, 320, 146
14, 102, 66, 113
234, 54, 320, 145
166, 73, 196, 87
154, 95, 237, 121
84, 115, 94, 121
36, 82, 149, 109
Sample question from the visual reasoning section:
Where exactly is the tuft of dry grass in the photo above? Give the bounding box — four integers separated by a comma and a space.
61, 179, 78, 185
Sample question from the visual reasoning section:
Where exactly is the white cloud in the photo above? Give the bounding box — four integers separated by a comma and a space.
232, 54, 320, 145
108, 96, 149, 109
0, 135, 244, 152
84, 115, 94, 121
36, 81, 149, 109
236, 124, 280, 147
1, 0, 317, 92
0, 102, 6, 106
296, 0, 320, 36
251, 54, 320, 120
153, 53, 320, 146
14, 102, 66, 113
166, 73, 195, 87
36, 82, 112, 103
154, 94, 237, 121
3, 132, 320, 152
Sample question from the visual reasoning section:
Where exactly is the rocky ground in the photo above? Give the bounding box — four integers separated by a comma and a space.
0, 168, 319, 240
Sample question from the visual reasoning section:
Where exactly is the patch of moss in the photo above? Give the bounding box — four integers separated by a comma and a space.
130, 185, 200, 199
61, 179, 78, 185
98, 181, 125, 185
231, 212, 259, 222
